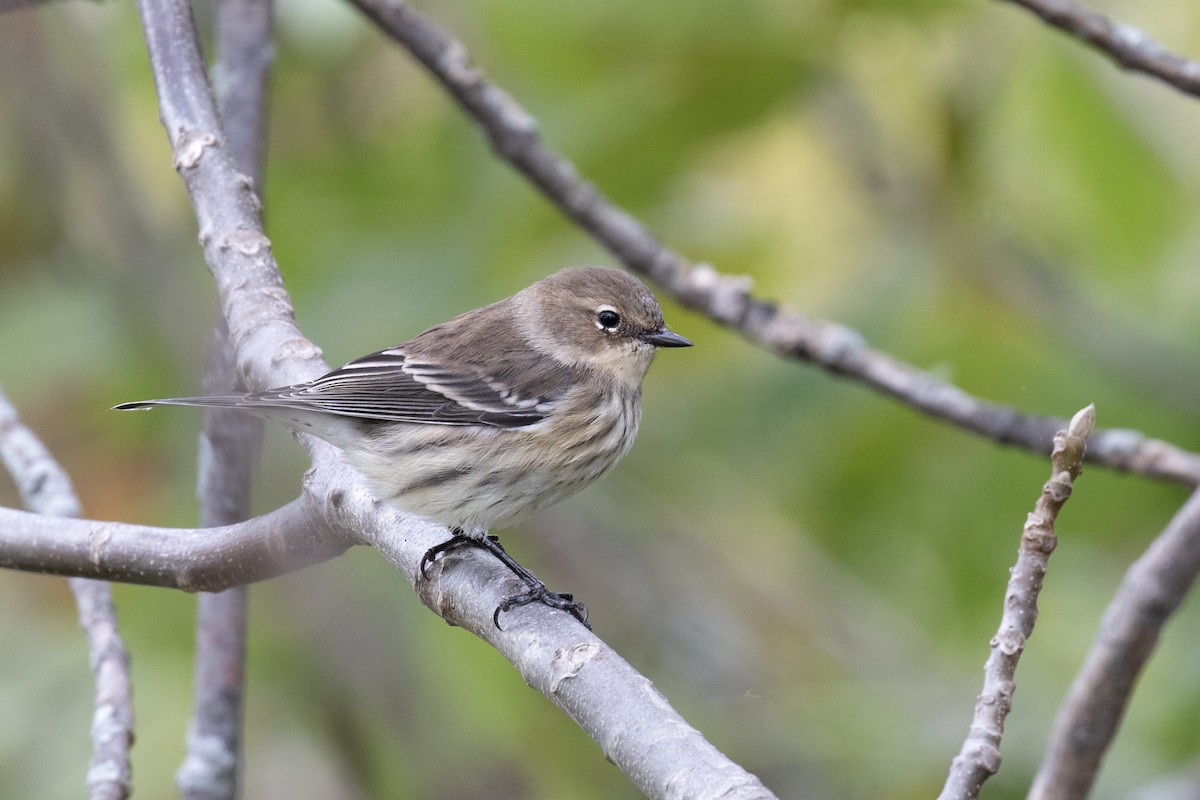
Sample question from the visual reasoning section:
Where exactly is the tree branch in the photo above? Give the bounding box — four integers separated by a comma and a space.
0, 388, 133, 800
357, 498, 779, 800
178, 1, 274, 796
180, 341, 262, 800
1029, 484, 1200, 799
939, 404, 1094, 800
210, 0, 273, 195
135, 0, 324, 397
0, 495, 349, 590
996, 0, 1200, 99
345, 0, 1200, 488
179, 581, 248, 800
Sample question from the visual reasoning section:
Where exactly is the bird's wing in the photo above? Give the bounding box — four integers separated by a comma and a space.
250, 347, 561, 428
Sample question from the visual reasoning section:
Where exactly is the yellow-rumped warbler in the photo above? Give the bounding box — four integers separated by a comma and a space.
117, 266, 691, 627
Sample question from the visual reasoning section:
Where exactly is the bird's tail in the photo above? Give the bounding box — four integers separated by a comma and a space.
113, 396, 251, 411
114, 394, 366, 452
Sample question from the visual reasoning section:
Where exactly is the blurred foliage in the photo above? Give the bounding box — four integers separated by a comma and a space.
2, 0, 1200, 798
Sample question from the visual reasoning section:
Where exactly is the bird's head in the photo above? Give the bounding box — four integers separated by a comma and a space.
517, 266, 692, 383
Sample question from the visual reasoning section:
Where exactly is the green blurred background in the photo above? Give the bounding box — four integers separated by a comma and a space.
2, 0, 1200, 797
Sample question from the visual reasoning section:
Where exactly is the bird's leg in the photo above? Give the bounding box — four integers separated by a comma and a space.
419, 528, 486, 579
476, 535, 590, 630
419, 529, 590, 629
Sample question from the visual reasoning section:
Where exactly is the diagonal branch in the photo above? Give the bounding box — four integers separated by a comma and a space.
940, 404, 1094, 800
996, 0, 1200, 99
135, 0, 324, 397
346, 0, 1200, 488
0, 387, 134, 800
1029, 484, 1200, 800
356, 489, 779, 800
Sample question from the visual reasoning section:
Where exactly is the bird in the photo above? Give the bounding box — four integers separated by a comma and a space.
116, 266, 692, 628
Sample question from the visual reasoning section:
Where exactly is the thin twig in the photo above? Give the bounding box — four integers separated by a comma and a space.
939, 404, 1094, 800
0, 388, 134, 800
345, 0, 1200, 488
178, 1, 273, 797
997, 0, 1200, 99
1029, 486, 1200, 799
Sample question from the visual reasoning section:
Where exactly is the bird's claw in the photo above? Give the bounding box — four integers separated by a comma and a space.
419, 531, 497, 579
494, 586, 590, 630
420, 530, 590, 630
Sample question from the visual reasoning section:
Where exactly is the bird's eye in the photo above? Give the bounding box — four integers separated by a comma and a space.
596, 308, 621, 331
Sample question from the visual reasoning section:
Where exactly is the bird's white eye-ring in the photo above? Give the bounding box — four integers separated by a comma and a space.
595, 306, 621, 331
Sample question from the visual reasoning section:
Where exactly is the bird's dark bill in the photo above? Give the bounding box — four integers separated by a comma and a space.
642, 329, 693, 348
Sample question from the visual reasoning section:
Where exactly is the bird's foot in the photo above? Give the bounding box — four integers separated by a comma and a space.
419, 529, 497, 579
419, 529, 590, 630
496, 584, 589, 630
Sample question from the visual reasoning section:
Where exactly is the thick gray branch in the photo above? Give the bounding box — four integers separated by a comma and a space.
346, 0, 1200, 488
0, 388, 134, 800
345, 474, 778, 800
0, 495, 349, 590
940, 405, 1093, 800
135, 0, 325, 395
1029, 486, 1200, 799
